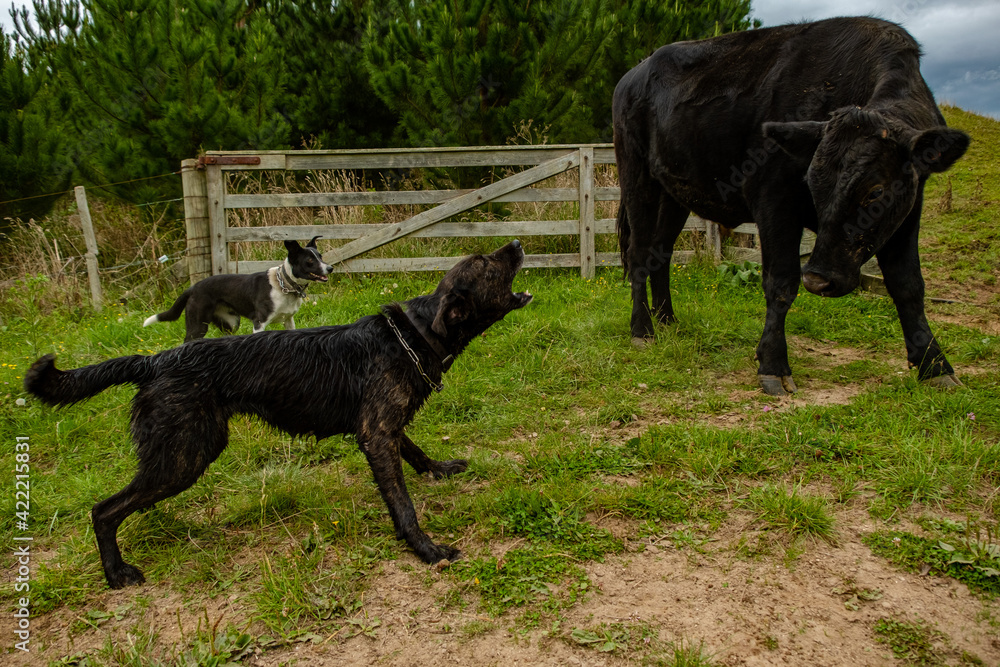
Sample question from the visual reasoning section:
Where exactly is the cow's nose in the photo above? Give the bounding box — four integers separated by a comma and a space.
802, 271, 832, 295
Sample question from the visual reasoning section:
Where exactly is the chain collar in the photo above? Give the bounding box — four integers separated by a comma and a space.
405, 310, 455, 372
385, 314, 445, 393
276, 265, 308, 298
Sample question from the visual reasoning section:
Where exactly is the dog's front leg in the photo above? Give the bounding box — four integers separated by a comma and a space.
360, 433, 461, 563
400, 435, 467, 479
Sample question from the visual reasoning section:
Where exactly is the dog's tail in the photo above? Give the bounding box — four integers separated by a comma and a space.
144, 289, 192, 327
24, 354, 156, 407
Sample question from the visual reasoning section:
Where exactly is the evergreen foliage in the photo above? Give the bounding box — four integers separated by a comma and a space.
0, 29, 69, 220
14, 0, 289, 203
267, 0, 399, 149
364, 0, 611, 147
2, 0, 756, 209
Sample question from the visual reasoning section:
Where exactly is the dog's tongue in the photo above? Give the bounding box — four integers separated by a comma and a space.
313, 274, 329, 283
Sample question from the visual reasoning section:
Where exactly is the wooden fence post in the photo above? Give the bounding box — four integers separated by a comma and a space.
181, 158, 212, 284
74, 186, 103, 311
205, 162, 227, 275
578, 146, 596, 280
705, 219, 722, 262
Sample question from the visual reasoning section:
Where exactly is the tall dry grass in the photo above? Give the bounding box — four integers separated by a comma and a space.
0, 196, 185, 317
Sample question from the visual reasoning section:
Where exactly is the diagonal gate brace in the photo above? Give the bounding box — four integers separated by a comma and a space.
322, 151, 582, 266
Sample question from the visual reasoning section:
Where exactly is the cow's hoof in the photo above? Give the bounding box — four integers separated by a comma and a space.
423, 542, 461, 563
924, 374, 963, 389
632, 336, 653, 349
759, 374, 797, 396
106, 562, 146, 589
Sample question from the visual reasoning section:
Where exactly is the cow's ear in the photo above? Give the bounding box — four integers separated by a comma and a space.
908, 128, 969, 175
431, 288, 475, 337
762, 121, 826, 162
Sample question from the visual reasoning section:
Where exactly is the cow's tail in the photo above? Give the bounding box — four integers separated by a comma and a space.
617, 191, 632, 278
24, 354, 156, 407
143, 288, 192, 327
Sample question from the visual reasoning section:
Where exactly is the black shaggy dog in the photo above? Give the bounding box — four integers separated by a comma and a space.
25, 240, 533, 589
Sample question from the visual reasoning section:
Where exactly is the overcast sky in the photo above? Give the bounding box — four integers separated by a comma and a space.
750, 0, 1000, 119
3, 1, 998, 119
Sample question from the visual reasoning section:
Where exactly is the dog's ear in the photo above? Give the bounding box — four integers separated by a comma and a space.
431, 288, 475, 337
307, 236, 322, 248
283, 240, 301, 253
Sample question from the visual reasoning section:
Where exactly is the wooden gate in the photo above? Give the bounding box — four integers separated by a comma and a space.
180, 144, 723, 283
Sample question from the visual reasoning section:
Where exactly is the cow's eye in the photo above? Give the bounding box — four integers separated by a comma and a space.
863, 185, 885, 205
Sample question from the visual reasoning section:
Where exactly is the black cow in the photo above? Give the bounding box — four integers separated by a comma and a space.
613, 17, 969, 395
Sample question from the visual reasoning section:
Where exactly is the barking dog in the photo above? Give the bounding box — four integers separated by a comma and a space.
143, 236, 333, 342
25, 240, 533, 589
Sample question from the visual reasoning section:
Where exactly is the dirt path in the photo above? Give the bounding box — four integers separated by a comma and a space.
12, 503, 998, 666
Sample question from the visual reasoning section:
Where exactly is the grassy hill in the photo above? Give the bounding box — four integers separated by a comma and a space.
921, 106, 1000, 307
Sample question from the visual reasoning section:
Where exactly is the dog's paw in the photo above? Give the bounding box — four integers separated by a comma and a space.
106, 562, 146, 589
430, 459, 468, 479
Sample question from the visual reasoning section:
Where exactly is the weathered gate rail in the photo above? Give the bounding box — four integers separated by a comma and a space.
180, 144, 735, 285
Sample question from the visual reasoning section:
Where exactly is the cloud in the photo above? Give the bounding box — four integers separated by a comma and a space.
751, 0, 1000, 118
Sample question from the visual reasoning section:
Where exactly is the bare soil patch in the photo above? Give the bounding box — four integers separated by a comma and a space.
15, 503, 999, 667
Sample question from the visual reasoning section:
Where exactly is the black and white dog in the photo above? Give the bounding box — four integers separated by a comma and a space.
143, 237, 333, 342
25, 240, 533, 589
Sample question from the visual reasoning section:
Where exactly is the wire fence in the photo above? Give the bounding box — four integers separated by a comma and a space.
0, 171, 181, 209
1, 171, 186, 298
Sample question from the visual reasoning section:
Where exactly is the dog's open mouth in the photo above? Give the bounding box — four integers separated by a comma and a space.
310, 273, 329, 283
512, 290, 533, 308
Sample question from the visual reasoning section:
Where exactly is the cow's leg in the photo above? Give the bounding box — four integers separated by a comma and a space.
648, 194, 691, 327
622, 186, 660, 342
755, 223, 804, 396
623, 186, 687, 343
876, 196, 958, 386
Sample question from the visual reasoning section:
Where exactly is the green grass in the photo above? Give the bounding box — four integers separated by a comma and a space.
872, 617, 946, 666
740, 483, 836, 541
863, 517, 1000, 597
922, 106, 1000, 294
2, 108, 999, 663
4, 262, 998, 626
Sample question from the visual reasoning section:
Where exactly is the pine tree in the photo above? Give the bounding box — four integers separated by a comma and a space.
14, 0, 289, 203
363, 0, 611, 148
0, 29, 69, 220
588, 0, 757, 139
267, 0, 399, 149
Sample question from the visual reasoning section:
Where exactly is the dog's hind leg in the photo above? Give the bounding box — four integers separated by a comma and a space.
400, 435, 467, 479
212, 306, 240, 335
91, 467, 207, 588
360, 434, 461, 563
93, 400, 226, 588
183, 297, 214, 342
